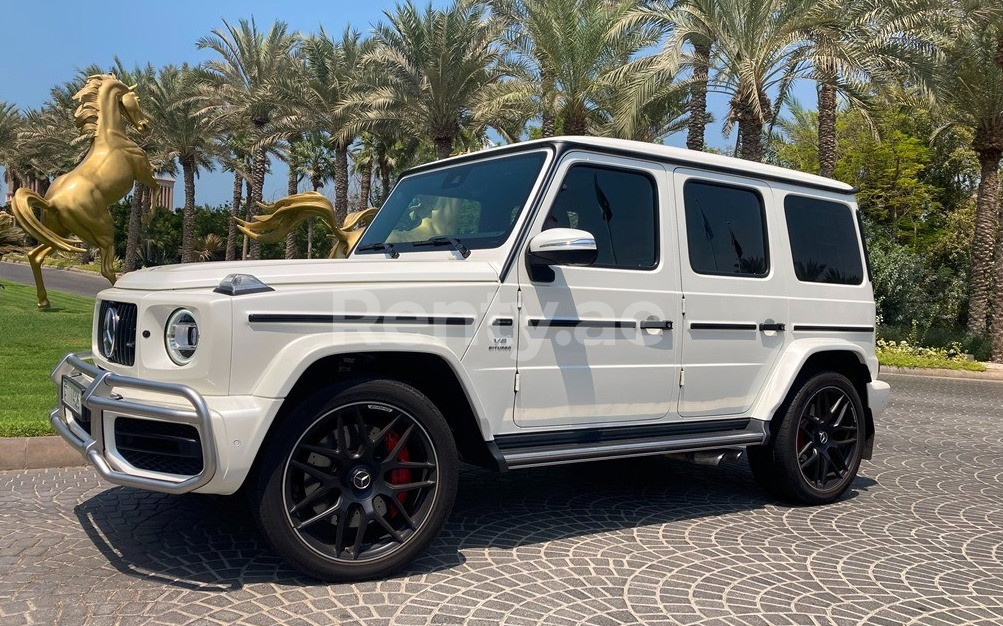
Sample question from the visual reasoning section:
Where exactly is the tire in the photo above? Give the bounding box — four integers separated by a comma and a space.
253, 378, 458, 581
748, 371, 865, 505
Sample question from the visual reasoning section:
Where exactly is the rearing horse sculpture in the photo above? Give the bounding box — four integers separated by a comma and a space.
11, 73, 156, 308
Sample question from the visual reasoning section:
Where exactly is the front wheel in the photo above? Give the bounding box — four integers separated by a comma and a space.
254, 378, 458, 581
748, 372, 865, 504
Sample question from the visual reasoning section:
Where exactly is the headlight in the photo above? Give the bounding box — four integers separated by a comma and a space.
165, 308, 199, 365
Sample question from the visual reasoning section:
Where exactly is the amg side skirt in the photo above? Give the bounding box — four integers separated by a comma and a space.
491, 419, 768, 470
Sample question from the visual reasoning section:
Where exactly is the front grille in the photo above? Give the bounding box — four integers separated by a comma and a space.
114, 417, 204, 476
98, 301, 138, 366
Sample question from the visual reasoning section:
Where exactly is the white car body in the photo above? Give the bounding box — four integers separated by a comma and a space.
50, 136, 891, 496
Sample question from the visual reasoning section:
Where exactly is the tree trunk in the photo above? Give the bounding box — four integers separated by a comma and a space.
433, 136, 453, 160
686, 39, 711, 152
242, 176, 252, 260
992, 194, 1003, 361
379, 168, 392, 207
995, 33, 1003, 70
334, 143, 349, 226
285, 149, 299, 259
540, 71, 557, 137
358, 160, 372, 210
817, 83, 838, 178
734, 90, 769, 162
737, 117, 765, 162
970, 148, 1002, 336
181, 159, 196, 264
249, 147, 266, 260
124, 183, 145, 272
225, 170, 241, 261
562, 105, 588, 136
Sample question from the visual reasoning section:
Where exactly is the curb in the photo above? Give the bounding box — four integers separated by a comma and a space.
881, 366, 1003, 382
0, 436, 87, 471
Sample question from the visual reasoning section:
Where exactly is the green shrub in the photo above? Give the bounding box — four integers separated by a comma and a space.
876, 338, 986, 371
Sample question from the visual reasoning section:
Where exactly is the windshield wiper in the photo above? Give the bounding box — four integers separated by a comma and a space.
356, 242, 399, 258
411, 236, 471, 258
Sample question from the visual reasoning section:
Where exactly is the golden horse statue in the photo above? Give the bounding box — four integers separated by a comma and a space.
237, 192, 378, 258
11, 73, 155, 308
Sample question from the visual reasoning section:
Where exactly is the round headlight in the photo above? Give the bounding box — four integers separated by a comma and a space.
165, 308, 199, 365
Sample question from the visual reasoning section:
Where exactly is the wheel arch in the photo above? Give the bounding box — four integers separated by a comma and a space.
753, 340, 876, 455
247, 348, 502, 485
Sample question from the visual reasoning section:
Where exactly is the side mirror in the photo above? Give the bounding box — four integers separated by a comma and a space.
527, 228, 597, 267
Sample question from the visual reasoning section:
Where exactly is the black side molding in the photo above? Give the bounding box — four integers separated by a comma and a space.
792, 325, 874, 333
248, 313, 475, 326
689, 322, 758, 331
529, 318, 636, 329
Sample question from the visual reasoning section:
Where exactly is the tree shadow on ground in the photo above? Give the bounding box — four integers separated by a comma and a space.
74, 456, 876, 591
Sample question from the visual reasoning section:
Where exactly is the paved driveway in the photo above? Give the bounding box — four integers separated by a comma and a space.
2, 373, 1002, 625
0, 261, 108, 298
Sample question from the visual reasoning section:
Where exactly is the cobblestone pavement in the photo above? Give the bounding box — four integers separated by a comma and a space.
2, 373, 1003, 625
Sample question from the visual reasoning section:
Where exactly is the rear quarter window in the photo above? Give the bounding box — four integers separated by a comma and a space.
784, 195, 864, 285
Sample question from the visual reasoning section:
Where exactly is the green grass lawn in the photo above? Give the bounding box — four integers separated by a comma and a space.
0, 283, 93, 437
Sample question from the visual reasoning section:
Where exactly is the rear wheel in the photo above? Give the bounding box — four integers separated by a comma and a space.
748, 372, 865, 504
254, 378, 458, 581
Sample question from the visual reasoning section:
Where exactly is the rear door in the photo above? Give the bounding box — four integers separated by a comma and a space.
672, 169, 788, 417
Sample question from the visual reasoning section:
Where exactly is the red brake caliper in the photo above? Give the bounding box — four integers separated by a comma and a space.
384, 430, 412, 512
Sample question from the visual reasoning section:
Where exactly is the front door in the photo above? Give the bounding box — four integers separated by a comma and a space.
514, 153, 682, 428
672, 168, 788, 417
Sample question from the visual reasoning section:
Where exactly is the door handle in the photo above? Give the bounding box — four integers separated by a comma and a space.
640, 320, 673, 330
758, 322, 786, 332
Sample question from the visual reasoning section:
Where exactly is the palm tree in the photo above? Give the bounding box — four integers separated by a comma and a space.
272, 27, 369, 229
618, 0, 716, 150
932, 32, 1003, 347
144, 64, 217, 263
292, 133, 335, 258
196, 18, 297, 259
351, 134, 377, 211
495, 0, 656, 137
800, 0, 940, 178
356, 1, 516, 159
636, 0, 825, 162
0, 103, 22, 200
217, 132, 252, 261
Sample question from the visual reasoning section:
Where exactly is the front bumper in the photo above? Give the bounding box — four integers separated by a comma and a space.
49, 352, 218, 494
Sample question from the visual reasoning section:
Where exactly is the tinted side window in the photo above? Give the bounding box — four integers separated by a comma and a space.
545, 165, 657, 269
784, 195, 864, 285
684, 181, 768, 276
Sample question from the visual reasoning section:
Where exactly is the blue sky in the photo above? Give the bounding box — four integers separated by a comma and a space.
1, 0, 816, 206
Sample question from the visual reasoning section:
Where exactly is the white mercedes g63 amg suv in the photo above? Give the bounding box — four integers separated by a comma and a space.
50, 137, 890, 581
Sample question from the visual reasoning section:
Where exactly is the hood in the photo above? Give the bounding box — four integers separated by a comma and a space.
114, 258, 501, 291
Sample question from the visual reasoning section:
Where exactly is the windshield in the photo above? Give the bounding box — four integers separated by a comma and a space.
354, 151, 548, 254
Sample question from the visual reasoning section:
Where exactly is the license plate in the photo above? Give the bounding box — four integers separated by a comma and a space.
61, 376, 84, 417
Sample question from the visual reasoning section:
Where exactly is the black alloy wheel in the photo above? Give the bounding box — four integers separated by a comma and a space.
794, 386, 860, 490
748, 371, 866, 504
255, 379, 458, 581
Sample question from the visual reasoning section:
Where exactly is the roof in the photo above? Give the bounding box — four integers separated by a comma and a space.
407, 136, 855, 195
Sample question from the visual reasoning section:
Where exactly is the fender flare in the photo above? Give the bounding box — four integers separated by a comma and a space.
249, 332, 495, 439
750, 338, 876, 422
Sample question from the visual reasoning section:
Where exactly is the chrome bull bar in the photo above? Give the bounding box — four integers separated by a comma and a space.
49, 351, 217, 494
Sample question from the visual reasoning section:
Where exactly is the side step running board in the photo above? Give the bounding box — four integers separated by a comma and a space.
492, 418, 768, 470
